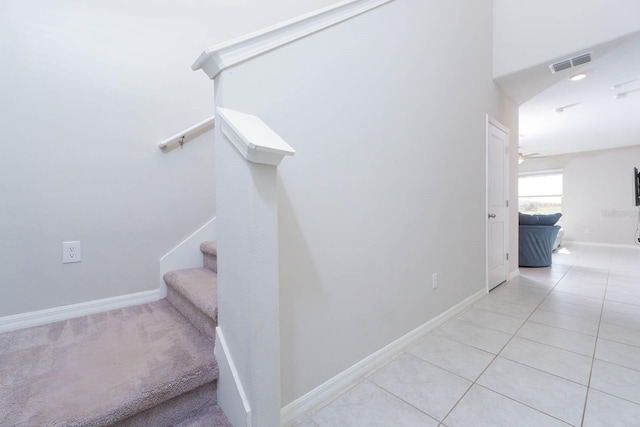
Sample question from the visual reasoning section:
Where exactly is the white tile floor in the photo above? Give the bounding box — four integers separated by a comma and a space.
293, 243, 640, 426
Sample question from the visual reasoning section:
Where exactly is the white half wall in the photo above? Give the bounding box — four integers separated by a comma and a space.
519, 145, 640, 245
493, 0, 640, 77
159, 217, 216, 295
0, 0, 341, 317
212, 0, 517, 405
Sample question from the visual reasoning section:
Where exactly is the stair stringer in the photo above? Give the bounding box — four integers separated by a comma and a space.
159, 217, 216, 296
215, 326, 252, 427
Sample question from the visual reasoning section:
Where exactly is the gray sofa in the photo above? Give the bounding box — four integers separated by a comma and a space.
519, 213, 562, 267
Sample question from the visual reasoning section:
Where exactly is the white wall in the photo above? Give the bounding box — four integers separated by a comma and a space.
213, 0, 517, 404
520, 146, 640, 245
0, 0, 341, 317
493, 0, 640, 77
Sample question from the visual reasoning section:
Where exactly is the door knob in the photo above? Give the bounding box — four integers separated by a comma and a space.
488, 213, 497, 218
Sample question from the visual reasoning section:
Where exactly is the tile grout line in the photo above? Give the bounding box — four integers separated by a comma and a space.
300, 379, 367, 425
469, 385, 573, 426
471, 300, 602, 340
534, 304, 602, 322
368, 263, 574, 424
497, 351, 592, 388
441, 313, 602, 361
363, 379, 440, 424
372, 348, 572, 426
580, 248, 614, 427
438, 255, 576, 424
511, 324, 598, 356
462, 304, 533, 323
523, 317, 599, 338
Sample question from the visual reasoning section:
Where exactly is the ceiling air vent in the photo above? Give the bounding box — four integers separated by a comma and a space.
571, 53, 591, 67
549, 52, 592, 73
551, 60, 572, 73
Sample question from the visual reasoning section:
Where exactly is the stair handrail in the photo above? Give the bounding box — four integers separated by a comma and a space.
192, 0, 394, 79
158, 115, 215, 149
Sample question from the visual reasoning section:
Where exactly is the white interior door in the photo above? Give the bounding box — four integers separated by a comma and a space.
487, 118, 509, 291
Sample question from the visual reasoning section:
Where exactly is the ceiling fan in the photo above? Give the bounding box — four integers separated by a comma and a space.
518, 152, 540, 164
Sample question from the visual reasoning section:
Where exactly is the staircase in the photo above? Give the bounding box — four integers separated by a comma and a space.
164, 242, 218, 344
162, 240, 228, 426
0, 241, 230, 427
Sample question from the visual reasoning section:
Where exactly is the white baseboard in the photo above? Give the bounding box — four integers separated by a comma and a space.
0, 289, 163, 333
509, 269, 520, 280
215, 327, 252, 427
159, 217, 216, 296
564, 240, 640, 249
280, 289, 486, 425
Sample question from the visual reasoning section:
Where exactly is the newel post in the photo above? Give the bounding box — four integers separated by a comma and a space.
213, 107, 294, 427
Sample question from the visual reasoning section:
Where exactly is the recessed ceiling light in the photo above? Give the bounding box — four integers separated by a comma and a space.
570, 73, 587, 81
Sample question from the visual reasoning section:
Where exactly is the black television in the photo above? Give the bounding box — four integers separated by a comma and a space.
635, 167, 640, 207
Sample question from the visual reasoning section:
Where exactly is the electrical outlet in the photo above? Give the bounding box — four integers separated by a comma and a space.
432, 273, 438, 289
62, 241, 81, 263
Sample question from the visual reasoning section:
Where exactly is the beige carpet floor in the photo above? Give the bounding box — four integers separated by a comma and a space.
0, 300, 218, 426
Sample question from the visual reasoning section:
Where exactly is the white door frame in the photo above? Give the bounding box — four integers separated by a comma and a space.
485, 115, 510, 292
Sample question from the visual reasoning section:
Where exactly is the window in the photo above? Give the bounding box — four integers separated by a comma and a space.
518, 170, 563, 215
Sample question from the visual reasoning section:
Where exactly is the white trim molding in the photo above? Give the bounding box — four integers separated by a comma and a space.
217, 108, 295, 166
485, 115, 511, 293
192, 0, 394, 79
215, 327, 252, 427
280, 289, 486, 425
519, 168, 564, 177
159, 217, 216, 296
508, 269, 520, 280
0, 290, 163, 333
564, 240, 640, 249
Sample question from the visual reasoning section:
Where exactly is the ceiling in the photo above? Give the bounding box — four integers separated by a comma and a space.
496, 30, 640, 158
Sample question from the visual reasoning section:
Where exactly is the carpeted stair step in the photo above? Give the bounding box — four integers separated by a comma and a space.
200, 241, 217, 273
0, 300, 222, 427
174, 403, 232, 427
164, 267, 218, 342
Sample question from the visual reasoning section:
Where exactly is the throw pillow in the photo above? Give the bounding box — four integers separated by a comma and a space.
535, 213, 562, 225
519, 212, 539, 225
